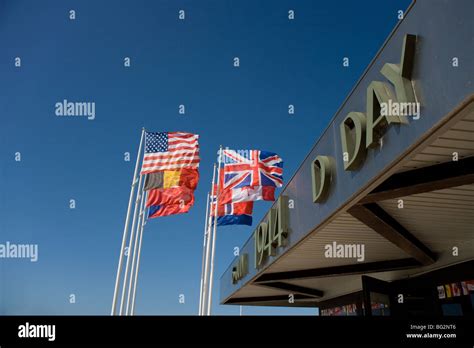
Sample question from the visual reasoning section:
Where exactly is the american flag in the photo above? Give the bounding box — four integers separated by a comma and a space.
140, 132, 199, 174
221, 149, 283, 191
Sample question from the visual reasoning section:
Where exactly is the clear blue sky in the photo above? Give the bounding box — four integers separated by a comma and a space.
0, 0, 411, 315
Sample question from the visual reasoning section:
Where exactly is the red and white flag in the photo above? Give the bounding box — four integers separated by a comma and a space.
219, 185, 275, 204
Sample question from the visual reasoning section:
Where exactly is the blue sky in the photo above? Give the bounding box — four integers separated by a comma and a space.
0, 0, 411, 315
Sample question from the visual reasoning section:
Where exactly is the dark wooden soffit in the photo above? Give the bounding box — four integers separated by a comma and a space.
255, 258, 420, 284
258, 282, 324, 298
360, 156, 474, 204
348, 203, 436, 265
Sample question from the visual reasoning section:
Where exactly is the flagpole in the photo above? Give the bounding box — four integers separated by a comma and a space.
207, 146, 223, 315
125, 180, 147, 315
201, 163, 217, 315
130, 191, 148, 315
111, 128, 145, 315
198, 191, 210, 315
119, 172, 145, 315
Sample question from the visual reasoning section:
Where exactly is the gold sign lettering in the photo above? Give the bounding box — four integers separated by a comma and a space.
311, 155, 333, 203
232, 253, 248, 284
254, 195, 289, 269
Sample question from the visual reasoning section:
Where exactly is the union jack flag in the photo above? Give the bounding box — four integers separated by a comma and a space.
221, 149, 283, 191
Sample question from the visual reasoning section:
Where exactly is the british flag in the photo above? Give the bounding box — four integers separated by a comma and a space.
222, 149, 283, 188
219, 149, 283, 204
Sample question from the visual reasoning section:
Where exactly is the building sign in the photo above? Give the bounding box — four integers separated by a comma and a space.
312, 34, 418, 203
234, 34, 419, 283
254, 195, 289, 269
232, 253, 248, 284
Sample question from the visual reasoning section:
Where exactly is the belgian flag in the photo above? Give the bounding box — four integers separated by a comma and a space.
144, 168, 199, 218
144, 168, 199, 191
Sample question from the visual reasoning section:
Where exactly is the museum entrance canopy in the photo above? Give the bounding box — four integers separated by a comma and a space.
220, 0, 474, 308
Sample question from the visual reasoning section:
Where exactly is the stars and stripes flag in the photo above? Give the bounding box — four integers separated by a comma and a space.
141, 131, 200, 218
141, 132, 199, 174
219, 149, 283, 204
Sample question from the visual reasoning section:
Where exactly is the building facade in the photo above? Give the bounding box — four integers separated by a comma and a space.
220, 0, 474, 317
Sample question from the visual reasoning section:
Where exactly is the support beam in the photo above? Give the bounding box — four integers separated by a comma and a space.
259, 282, 324, 298
225, 294, 315, 306
255, 258, 420, 284
348, 203, 436, 265
360, 156, 474, 203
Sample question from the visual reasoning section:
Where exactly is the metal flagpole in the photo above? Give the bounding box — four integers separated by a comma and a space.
201, 163, 217, 315
130, 191, 148, 315
198, 192, 210, 315
125, 179, 147, 315
111, 128, 145, 315
207, 146, 223, 315
119, 171, 145, 315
